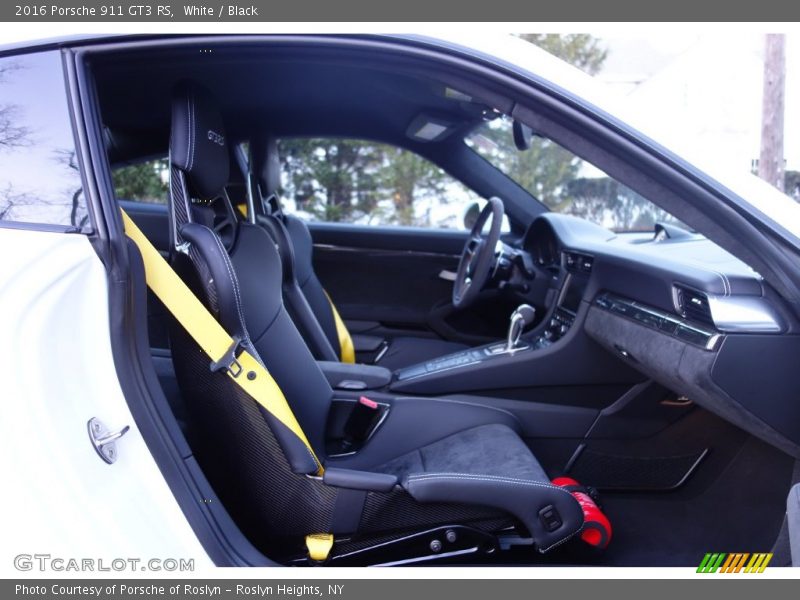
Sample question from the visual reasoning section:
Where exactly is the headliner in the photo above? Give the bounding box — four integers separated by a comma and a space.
93, 43, 491, 163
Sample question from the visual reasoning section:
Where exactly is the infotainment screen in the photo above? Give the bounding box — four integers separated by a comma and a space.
559, 275, 588, 313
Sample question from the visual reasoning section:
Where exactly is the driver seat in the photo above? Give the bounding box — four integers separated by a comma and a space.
162, 81, 584, 563
248, 136, 469, 370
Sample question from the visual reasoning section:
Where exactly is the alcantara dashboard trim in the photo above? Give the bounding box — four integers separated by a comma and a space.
594, 292, 722, 351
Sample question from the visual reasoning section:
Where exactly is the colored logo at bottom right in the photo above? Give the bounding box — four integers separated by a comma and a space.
697, 553, 773, 573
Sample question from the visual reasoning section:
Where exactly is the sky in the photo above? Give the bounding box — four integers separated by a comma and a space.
597, 32, 800, 174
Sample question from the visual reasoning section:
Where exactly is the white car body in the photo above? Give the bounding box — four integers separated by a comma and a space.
0, 229, 213, 575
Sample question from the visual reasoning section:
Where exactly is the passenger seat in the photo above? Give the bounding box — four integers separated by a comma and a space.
248, 137, 469, 370
160, 81, 585, 562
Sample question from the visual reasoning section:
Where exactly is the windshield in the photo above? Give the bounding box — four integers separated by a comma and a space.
465, 115, 687, 233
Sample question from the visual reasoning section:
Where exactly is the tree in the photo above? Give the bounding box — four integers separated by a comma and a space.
112, 159, 169, 203
0, 63, 31, 152
53, 148, 90, 228
565, 177, 678, 231
498, 34, 667, 230
279, 139, 449, 226
785, 171, 800, 201
0, 61, 36, 222
518, 34, 607, 76
379, 146, 449, 226
280, 139, 380, 222
0, 185, 35, 221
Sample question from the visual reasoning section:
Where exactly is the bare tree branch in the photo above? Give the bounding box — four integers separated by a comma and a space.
0, 62, 33, 152
0, 104, 32, 151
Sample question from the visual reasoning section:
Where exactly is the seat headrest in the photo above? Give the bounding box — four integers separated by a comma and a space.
251, 136, 282, 199
170, 81, 229, 200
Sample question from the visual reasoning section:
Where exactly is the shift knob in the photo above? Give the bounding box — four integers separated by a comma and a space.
514, 304, 536, 325
507, 304, 536, 351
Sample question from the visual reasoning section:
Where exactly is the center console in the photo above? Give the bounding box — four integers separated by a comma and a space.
394, 250, 593, 384
537, 270, 589, 347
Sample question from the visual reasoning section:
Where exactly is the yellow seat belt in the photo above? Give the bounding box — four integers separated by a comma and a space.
324, 291, 355, 364
120, 209, 324, 476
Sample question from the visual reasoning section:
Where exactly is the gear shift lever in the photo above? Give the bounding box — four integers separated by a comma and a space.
506, 304, 536, 352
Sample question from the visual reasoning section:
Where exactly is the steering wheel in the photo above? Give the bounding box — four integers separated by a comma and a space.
452, 197, 505, 309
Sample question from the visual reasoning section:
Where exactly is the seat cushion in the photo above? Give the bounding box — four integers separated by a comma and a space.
376, 336, 469, 370
376, 423, 548, 481
374, 423, 584, 552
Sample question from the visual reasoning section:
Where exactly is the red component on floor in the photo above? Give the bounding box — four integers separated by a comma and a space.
551, 476, 612, 549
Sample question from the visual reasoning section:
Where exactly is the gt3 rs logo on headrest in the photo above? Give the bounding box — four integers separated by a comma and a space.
207, 130, 225, 146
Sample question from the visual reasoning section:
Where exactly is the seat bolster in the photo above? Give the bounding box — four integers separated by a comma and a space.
285, 282, 340, 362
178, 222, 249, 342
403, 472, 584, 552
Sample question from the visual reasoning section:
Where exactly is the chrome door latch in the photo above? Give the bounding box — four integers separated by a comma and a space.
88, 418, 130, 464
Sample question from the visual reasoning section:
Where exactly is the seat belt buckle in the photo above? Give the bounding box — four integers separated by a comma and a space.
305, 533, 334, 564
209, 335, 245, 378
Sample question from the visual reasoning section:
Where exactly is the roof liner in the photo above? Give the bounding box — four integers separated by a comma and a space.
92, 44, 488, 163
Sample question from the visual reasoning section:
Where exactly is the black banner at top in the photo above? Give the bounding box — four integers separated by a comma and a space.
3, 0, 800, 22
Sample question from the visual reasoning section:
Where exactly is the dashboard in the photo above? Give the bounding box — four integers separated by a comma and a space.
392, 210, 800, 458
511, 213, 800, 456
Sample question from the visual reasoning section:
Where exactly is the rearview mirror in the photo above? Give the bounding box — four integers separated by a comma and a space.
512, 120, 533, 151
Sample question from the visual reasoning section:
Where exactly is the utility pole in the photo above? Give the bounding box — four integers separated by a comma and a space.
758, 34, 786, 192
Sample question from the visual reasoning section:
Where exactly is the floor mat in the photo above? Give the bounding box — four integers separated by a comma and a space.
465, 411, 796, 567
573, 435, 794, 566
567, 446, 708, 491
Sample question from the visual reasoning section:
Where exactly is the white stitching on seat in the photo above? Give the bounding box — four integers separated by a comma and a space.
209, 230, 248, 334
406, 473, 568, 494
184, 95, 191, 169
189, 92, 196, 172
538, 523, 585, 553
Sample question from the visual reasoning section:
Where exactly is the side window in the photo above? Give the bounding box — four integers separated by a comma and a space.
0, 51, 87, 229
277, 138, 499, 230
112, 158, 169, 204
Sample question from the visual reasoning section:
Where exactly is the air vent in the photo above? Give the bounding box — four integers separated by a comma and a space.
675, 285, 715, 328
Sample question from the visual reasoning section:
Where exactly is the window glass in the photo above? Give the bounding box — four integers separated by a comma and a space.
112, 158, 169, 204
277, 138, 499, 231
466, 116, 687, 233
0, 52, 87, 228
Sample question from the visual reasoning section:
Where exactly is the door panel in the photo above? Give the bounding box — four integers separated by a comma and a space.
313, 244, 459, 330
309, 223, 512, 343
